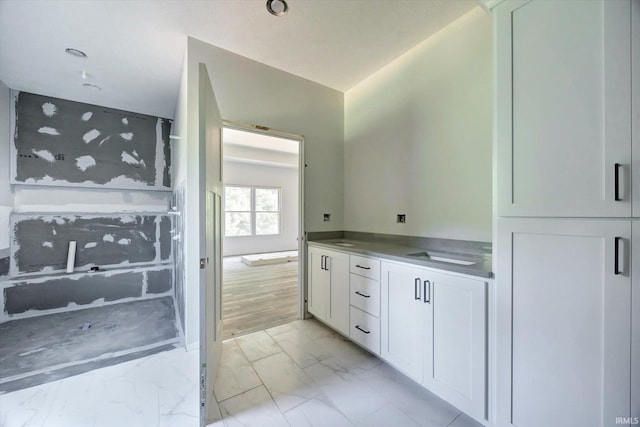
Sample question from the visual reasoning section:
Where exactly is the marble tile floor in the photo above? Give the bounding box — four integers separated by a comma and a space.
208, 319, 483, 427
0, 318, 483, 427
0, 344, 199, 427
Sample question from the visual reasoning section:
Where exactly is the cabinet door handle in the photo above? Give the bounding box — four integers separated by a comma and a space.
325, 256, 330, 271
614, 163, 622, 201
355, 325, 370, 334
355, 264, 371, 270
320, 255, 325, 270
423, 280, 431, 304
414, 278, 421, 300
355, 291, 370, 298
614, 237, 623, 275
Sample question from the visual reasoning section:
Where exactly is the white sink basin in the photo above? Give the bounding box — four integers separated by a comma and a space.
427, 256, 476, 266
406, 251, 478, 266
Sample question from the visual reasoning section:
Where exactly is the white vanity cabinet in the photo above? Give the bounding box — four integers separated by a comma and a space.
427, 270, 486, 423
349, 255, 381, 354
307, 246, 349, 335
380, 262, 430, 382
381, 261, 487, 422
308, 244, 489, 424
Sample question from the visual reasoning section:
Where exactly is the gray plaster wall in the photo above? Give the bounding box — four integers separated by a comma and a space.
2, 266, 173, 318
11, 213, 171, 275
12, 91, 171, 190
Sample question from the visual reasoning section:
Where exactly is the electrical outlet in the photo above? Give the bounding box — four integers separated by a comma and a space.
323, 213, 331, 222
397, 214, 406, 223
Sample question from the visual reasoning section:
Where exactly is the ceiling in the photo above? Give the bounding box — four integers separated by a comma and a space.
0, 0, 477, 119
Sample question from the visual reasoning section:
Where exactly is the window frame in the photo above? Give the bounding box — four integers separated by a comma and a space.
223, 184, 282, 237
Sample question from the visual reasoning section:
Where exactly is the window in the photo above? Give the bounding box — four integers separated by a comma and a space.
224, 185, 281, 236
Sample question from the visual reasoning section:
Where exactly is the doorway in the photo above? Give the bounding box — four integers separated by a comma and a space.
221, 123, 304, 339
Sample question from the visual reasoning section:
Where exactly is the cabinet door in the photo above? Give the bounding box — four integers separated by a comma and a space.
632, 221, 640, 420
496, 0, 631, 217
497, 218, 631, 427
633, 0, 640, 217
426, 273, 486, 423
326, 250, 350, 335
381, 262, 429, 382
308, 247, 327, 322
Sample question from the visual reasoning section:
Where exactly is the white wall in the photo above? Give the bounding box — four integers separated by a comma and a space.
0, 81, 12, 253
179, 37, 344, 345
344, 7, 492, 243
223, 159, 298, 256
188, 38, 345, 233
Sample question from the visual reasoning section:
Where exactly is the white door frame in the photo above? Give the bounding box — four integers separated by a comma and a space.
222, 119, 306, 320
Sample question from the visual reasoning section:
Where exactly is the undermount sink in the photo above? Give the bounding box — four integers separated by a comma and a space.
334, 242, 356, 247
406, 251, 477, 266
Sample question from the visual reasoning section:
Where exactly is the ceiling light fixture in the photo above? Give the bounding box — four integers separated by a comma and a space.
65, 48, 88, 58
266, 0, 288, 17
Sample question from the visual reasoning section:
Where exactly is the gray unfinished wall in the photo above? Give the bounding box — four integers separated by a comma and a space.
0, 89, 176, 326
11, 214, 171, 275
12, 91, 171, 190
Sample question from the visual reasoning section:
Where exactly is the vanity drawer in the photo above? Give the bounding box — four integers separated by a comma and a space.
350, 273, 380, 317
350, 255, 381, 280
349, 306, 380, 355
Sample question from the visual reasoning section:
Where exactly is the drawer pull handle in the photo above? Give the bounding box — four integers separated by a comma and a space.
355, 291, 370, 298
414, 278, 421, 300
355, 264, 371, 270
615, 163, 622, 201
423, 280, 431, 304
355, 325, 370, 334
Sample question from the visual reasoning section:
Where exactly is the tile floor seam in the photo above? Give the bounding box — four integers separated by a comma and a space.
235, 338, 284, 365
215, 383, 265, 405
248, 366, 295, 419
446, 411, 464, 426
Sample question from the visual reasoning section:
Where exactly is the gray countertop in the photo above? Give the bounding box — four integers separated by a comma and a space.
307, 238, 493, 279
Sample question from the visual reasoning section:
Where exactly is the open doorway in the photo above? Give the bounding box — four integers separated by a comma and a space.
221, 124, 303, 339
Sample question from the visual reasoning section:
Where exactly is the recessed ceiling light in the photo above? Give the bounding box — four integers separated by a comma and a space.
65, 48, 88, 58
83, 83, 102, 91
266, 0, 288, 16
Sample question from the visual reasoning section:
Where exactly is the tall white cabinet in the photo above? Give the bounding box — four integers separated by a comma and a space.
494, 0, 638, 426
496, 0, 631, 217
497, 219, 631, 426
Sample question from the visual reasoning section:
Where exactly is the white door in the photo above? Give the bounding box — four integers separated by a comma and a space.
199, 63, 224, 426
496, 0, 631, 217
381, 262, 428, 382
427, 272, 486, 423
496, 218, 631, 427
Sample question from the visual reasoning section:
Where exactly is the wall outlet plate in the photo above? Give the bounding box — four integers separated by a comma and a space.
397, 214, 406, 223
323, 213, 331, 222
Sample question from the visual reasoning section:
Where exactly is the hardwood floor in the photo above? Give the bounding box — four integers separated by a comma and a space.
222, 255, 299, 339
